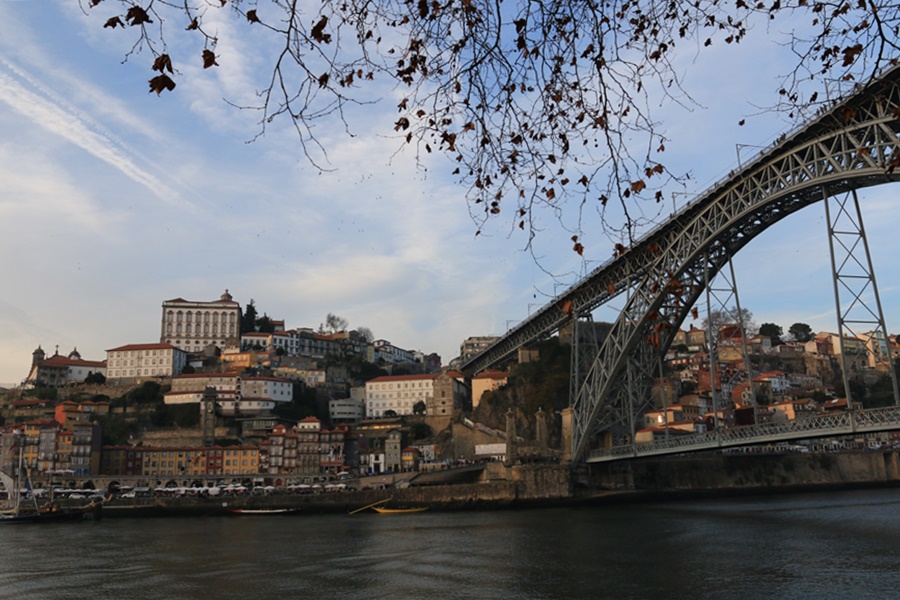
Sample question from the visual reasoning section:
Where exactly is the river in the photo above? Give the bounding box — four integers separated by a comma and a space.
1, 487, 899, 599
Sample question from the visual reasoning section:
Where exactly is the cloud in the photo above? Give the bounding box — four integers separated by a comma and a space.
0, 56, 185, 206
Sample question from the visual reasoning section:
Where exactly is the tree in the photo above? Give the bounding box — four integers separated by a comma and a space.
355, 327, 375, 343
410, 422, 433, 440
789, 323, 814, 343
322, 313, 349, 333
83, 0, 897, 254
84, 371, 106, 385
702, 308, 756, 338
257, 313, 276, 333
241, 300, 258, 334
412, 400, 426, 416
758, 323, 783, 345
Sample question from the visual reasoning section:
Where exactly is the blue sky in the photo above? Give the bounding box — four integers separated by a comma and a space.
0, 1, 898, 386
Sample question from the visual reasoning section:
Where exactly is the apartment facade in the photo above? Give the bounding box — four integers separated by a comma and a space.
160, 290, 242, 353
106, 343, 187, 384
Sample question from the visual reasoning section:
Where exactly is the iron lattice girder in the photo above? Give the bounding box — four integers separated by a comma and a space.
569, 76, 900, 459
585, 405, 900, 463
462, 67, 900, 377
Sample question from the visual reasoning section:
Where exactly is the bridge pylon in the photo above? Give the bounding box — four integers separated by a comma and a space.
824, 187, 900, 407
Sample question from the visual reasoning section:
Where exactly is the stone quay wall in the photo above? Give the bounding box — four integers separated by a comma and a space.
584, 450, 900, 493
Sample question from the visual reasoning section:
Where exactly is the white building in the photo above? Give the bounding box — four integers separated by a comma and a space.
23, 347, 106, 388
106, 343, 186, 384
164, 372, 292, 416
365, 374, 440, 417
161, 290, 242, 354
329, 397, 365, 422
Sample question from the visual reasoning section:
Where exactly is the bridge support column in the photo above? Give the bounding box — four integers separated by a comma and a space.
824, 188, 900, 407
505, 409, 518, 466
560, 408, 573, 464
704, 253, 757, 415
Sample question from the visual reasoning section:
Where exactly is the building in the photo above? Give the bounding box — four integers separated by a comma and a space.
106, 343, 187, 384
23, 346, 106, 388
54, 400, 110, 430
471, 371, 508, 409
371, 339, 420, 371
164, 373, 293, 416
459, 336, 500, 363
329, 397, 365, 423
365, 374, 437, 418
160, 290, 242, 354
365, 373, 468, 418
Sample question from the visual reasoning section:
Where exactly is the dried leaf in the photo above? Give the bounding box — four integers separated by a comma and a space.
148, 74, 176, 95
125, 5, 153, 26
202, 49, 218, 69
152, 54, 173, 74
311, 15, 332, 43
246, 9, 260, 23
103, 16, 125, 28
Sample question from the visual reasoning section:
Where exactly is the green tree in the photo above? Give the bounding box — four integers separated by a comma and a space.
410, 422, 433, 440
129, 381, 163, 404
84, 371, 106, 385
758, 323, 783, 345
788, 323, 814, 343
152, 403, 201, 428
257, 313, 276, 333
98, 414, 137, 445
412, 401, 426, 416
86, 0, 893, 253
33, 387, 58, 402
241, 300, 258, 334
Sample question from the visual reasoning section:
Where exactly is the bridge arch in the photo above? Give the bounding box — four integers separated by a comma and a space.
456, 66, 900, 462
569, 69, 900, 461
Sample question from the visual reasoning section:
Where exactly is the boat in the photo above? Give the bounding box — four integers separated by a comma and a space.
372, 506, 429, 514
226, 507, 301, 515
0, 440, 101, 524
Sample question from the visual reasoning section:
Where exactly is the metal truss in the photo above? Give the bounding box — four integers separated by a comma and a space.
586, 405, 900, 463
456, 65, 900, 463
824, 188, 900, 406
566, 68, 900, 461
704, 257, 757, 412
462, 65, 900, 378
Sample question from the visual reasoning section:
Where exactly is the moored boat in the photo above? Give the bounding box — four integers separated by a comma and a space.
226, 508, 301, 515
372, 506, 429, 514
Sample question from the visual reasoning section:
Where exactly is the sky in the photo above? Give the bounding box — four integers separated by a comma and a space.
0, 1, 899, 387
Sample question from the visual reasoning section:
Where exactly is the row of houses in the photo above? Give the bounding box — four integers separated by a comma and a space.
0, 412, 433, 482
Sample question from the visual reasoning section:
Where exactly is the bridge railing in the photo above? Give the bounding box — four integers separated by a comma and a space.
585, 407, 900, 462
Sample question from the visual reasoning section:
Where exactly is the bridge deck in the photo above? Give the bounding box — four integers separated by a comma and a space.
586, 406, 900, 463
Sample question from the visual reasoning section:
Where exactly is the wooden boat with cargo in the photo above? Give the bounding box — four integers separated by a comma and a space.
1, 454, 102, 524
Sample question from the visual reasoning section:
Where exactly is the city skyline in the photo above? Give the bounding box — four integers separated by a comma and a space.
2, 2, 900, 386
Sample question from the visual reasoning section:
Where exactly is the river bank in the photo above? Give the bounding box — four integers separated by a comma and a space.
57, 448, 900, 517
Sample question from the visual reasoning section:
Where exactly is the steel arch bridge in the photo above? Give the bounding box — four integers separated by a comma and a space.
461, 65, 900, 463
